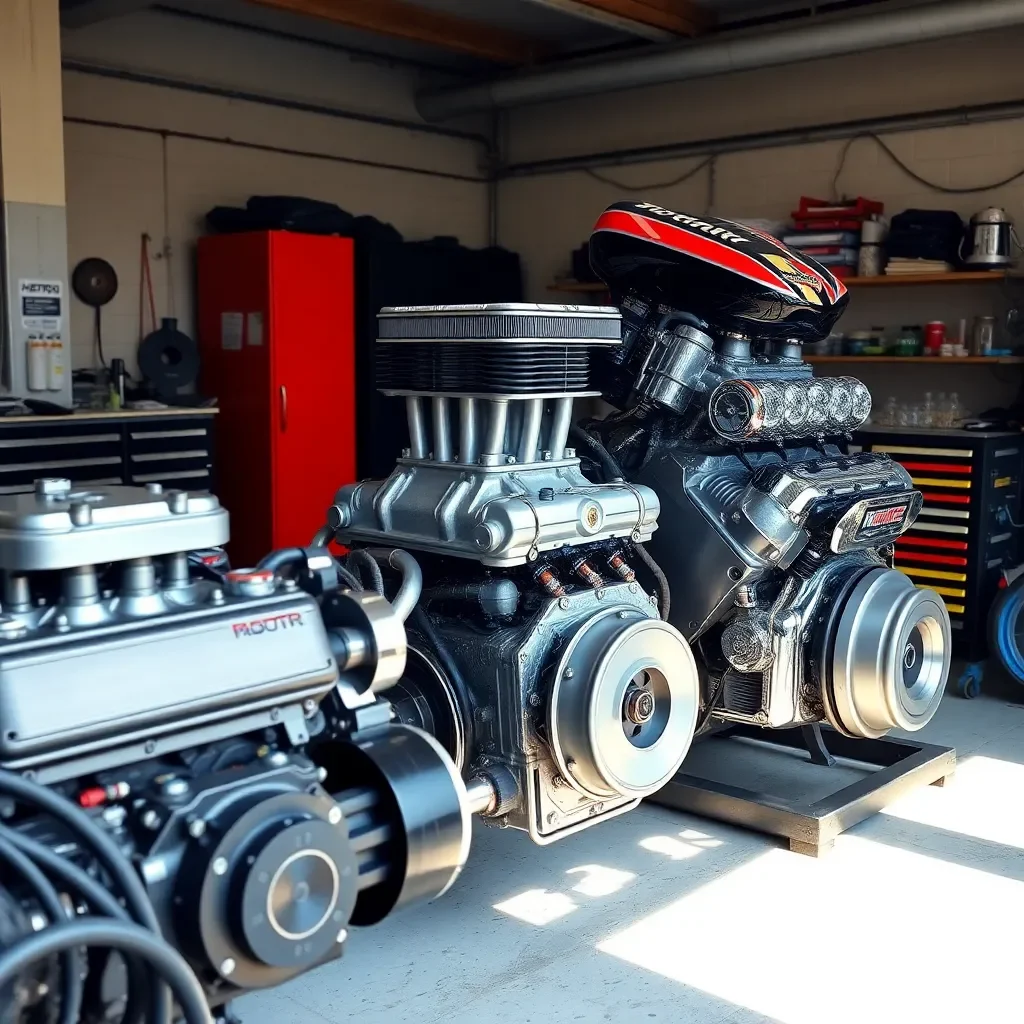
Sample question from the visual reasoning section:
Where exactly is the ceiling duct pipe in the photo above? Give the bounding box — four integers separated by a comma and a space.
418, 0, 1024, 120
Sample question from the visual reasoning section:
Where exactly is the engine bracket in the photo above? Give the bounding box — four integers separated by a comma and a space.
647, 723, 955, 856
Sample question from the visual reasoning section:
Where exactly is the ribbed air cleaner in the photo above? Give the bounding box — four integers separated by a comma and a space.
376, 303, 621, 396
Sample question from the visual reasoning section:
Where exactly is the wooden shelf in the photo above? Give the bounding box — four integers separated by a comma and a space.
844, 270, 1020, 287
807, 355, 1024, 365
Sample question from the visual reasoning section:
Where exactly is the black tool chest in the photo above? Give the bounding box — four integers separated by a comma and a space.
850, 426, 1023, 661
0, 410, 217, 495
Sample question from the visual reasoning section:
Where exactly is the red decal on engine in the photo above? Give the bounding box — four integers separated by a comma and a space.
863, 506, 908, 529
232, 612, 303, 637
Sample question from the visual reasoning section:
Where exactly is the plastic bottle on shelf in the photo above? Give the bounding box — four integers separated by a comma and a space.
881, 395, 898, 427
947, 392, 963, 428
922, 391, 935, 428
935, 392, 948, 428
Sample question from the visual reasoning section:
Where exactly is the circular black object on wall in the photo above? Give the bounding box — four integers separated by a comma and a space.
72, 257, 118, 308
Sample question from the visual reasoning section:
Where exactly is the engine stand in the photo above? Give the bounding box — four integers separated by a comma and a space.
647, 724, 955, 857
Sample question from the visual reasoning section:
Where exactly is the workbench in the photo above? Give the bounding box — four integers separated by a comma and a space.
0, 408, 217, 495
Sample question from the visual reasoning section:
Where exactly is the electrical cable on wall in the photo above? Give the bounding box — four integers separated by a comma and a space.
160, 133, 176, 319
833, 131, 1024, 200
583, 156, 714, 191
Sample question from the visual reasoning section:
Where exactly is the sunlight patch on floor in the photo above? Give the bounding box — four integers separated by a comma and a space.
597, 836, 1022, 1024
879, 754, 1024, 850
492, 888, 580, 926
492, 827, 727, 926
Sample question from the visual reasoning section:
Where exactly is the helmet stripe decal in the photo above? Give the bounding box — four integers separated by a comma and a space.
594, 210, 801, 299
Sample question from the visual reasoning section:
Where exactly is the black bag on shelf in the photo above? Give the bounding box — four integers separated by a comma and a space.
886, 209, 965, 265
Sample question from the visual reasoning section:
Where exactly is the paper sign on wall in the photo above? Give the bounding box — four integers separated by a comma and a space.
247, 312, 264, 347
221, 312, 244, 351
19, 280, 63, 332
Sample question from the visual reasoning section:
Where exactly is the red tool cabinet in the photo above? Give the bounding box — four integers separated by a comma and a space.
197, 231, 355, 568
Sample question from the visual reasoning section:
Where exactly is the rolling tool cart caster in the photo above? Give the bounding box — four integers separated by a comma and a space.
955, 662, 984, 700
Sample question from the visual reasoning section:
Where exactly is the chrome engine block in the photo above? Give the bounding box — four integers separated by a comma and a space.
0, 479, 472, 1014
582, 201, 952, 740
324, 304, 701, 844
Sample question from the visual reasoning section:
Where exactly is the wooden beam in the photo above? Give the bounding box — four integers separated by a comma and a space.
61, 0, 154, 28
573, 0, 713, 35
246, 0, 546, 64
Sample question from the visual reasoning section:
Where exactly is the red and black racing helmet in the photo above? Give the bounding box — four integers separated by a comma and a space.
589, 201, 850, 343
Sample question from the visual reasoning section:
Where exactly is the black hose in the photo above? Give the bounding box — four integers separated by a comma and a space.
0, 834, 81, 1024
0, 770, 169, 1024
255, 547, 305, 573
0, 773, 158, 934
0, 920, 210, 1024
365, 549, 422, 622
633, 545, 671, 622
335, 562, 365, 592
569, 424, 624, 483
0, 827, 149, 1024
256, 545, 364, 591
348, 549, 384, 595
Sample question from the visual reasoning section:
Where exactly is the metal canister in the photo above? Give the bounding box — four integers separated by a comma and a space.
971, 315, 996, 356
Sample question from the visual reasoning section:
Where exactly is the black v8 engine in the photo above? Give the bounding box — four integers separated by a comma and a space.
583, 201, 951, 740
0, 479, 470, 1024
324, 303, 701, 844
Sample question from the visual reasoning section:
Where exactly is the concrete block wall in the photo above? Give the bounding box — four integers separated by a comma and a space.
500, 26, 1024, 417
59, 9, 487, 377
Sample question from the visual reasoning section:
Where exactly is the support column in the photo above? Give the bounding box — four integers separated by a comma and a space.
0, 0, 72, 405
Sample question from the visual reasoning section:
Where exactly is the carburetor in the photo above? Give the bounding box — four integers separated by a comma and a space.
324, 303, 701, 844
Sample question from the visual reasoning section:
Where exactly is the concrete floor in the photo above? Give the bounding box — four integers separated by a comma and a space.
240, 669, 1024, 1024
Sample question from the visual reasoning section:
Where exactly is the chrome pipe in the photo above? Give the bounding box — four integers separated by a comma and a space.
433, 396, 452, 462
406, 397, 428, 459
465, 775, 498, 816
481, 399, 509, 456
459, 397, 478, 464
418, 0, 1024, 118
548, 397, 574, 458
517, 398, 544, 465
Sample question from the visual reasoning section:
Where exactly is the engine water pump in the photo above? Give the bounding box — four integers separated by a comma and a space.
0, 479, 471, 1024
323, 303, 701, 844
581, 201, 951, 740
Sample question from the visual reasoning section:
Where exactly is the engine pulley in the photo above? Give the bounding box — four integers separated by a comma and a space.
823, 567, 950, 739
179, 787, 359, 992
548, 609, 699, 799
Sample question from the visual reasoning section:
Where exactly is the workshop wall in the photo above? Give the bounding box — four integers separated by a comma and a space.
500, 26, 1024, 416
60, 9, 487, 376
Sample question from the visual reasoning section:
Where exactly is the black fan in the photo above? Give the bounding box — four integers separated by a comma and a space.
72, 257, 118, 367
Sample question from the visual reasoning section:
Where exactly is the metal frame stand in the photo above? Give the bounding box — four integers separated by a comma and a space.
648, 723, 956, 857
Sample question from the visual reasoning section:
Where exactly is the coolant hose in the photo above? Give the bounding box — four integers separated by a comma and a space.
367, 548, 422, 622
634, 544, 671, 621
255, 547, 306, 573
349, 549, 385, 596
569, 424, 625, 483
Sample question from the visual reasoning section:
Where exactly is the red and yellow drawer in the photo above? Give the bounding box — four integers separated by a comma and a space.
868, 444, 975, 618
894, 563, 967, 616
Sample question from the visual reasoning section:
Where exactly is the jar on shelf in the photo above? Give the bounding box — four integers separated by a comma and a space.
894, 326, 923, 357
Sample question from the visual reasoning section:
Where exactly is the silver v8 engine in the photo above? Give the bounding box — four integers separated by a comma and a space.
582, 201, 951, 740
0, 479, 470, 1021
324, 304, 701, 844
